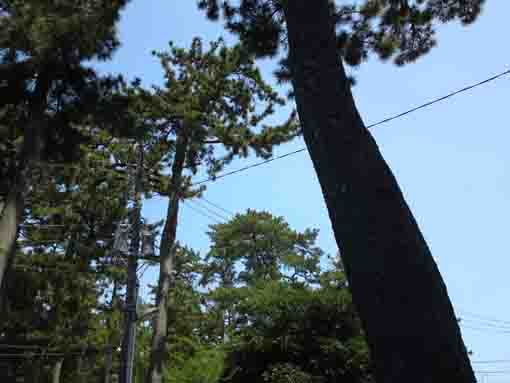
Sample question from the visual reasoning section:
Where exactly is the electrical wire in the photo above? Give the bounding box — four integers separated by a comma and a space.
460, 318, 510, 331
181, 201, 225, 225
188, 198, 230, 221
193, 68, 510, 186
200, 197, 236, 216
12, 264, 120, 275
460, 324, 510, 334
474, 370, 510, 375
193, 148, 306, 186
459, 310, 510, 326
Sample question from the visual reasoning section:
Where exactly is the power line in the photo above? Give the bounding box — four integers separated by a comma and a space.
474, 370, 510, 375
12, 264, 121, 275
189, 199, 231, 221
182, 201, 225, 225
364, 69, 510, 130
472, 360, 510, 364
200, 197, 236, 217
192, 68, 510, 186
460, 324, 510, 334
193, 148, 306, 186
460, 310, 510, 326
459, 317, 510, 330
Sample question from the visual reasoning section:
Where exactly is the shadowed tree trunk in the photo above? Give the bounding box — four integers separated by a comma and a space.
147, 131, 188, 383
0, 73, 49, 299
282, 1, 475, 382
104, 281, 119, 383
0, 191, 21, 295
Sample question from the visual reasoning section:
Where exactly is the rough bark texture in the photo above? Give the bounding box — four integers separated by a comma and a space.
147, 132, 188, 383
283, 2, 475, 382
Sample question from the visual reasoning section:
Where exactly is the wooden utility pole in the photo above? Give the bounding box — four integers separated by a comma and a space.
119, 143, 143, 383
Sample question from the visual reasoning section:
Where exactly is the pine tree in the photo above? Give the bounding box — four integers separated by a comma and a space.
0, 0, 131, 296
135, 38, 299, 383
202, 210, 372, 383
197, 1, 485, 382
0, 128, 142, 381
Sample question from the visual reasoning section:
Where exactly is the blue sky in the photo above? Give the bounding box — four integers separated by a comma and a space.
96, 1, 510, 381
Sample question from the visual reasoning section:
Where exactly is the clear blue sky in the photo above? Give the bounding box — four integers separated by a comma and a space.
95, 1, 510, 381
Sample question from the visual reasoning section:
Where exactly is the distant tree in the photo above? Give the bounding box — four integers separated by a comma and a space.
197, 1, 484, 381
202, 209, 322, 287
137, 38, 300, 383
202, 210, 372, 383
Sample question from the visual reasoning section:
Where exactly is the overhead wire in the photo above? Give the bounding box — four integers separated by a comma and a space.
459, 310, 510, 326
192, 68, 510, 186
459, 318, 510, 331
460, 324, 510, 334
200, 197, 236, 217
181, 200, 225, 225
473, 370, 510, 375
188, 198, 231, 221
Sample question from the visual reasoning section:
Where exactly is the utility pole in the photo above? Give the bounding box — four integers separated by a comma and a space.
119, 143, 143, 383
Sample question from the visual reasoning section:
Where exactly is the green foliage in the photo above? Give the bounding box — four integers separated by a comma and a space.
132, 37, 299, 191
0, 0, 134, 205
263, 363, 312, 383
0, 0, 129, 62
163, 340, 226, 383
198, 211, 372, 383
197, 0, 485, 84
203, 209, 322, 286
214, 280, 372, 383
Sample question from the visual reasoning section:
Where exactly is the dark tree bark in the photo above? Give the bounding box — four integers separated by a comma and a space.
282, 1, 475, 382
147, 130, 188, 383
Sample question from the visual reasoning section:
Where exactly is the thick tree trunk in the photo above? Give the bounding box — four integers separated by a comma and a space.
52, 358, 64, 383
147, 131, 188, 383
283, 2, 475, 382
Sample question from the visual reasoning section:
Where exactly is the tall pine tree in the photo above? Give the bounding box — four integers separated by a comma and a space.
135, 38, 299, 383
197, 1, 484, 382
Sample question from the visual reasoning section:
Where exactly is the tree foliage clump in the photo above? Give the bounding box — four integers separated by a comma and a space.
197, 0, 484, 91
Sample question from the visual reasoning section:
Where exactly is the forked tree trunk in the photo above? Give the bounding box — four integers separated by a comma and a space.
283, 1, 475, 382
147, 131, 188, 383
